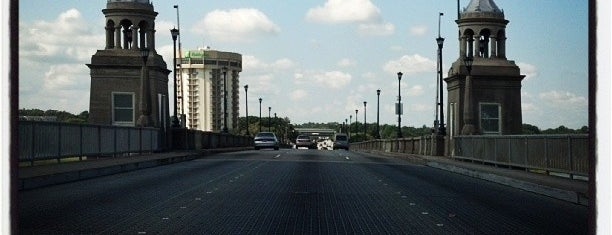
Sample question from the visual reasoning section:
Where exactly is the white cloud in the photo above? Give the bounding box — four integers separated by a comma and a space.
539, 90, 587, 107
243, 55, 295, 72
192, 8, 280, 43
383, 54, 436, 75
337, 58, 356, 67
19, 9, 103, 113
406, 85, 424, 97
517, 62, 538, 80
357, 22, 395, 36
410, 25, 428, 36
20, 8, 103, 62
290, 89, 308, 101
312, 71, 352, 89
305, 0, 381, 24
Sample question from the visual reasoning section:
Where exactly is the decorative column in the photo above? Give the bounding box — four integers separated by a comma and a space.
459, 35, 467, 58
490, 36, 497, 58
131, 26, 139, 50
474, 35, 481, 57
105, 26, 113, 49
115, 26, 122, 49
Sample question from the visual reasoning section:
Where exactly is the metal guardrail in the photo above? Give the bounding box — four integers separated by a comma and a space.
171, 129, 253, 150
18, 121, 160, 164
351, 134, 589, 177
453, 135, 589, 176
351, 135, 440, 156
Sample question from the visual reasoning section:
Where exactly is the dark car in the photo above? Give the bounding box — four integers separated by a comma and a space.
295, 135, 315, 149
254, 132, 280, 150
333, 133, 349, 150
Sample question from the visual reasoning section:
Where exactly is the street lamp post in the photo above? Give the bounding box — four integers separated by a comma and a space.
244, 85, 249, 136
170, 28, 180, 127
222, 67, 229, 133
355, 109, 358, 137
137, 48, 152, 127
349, 115, 352, 139
436, 12, 446, 136
268, 107, 271, 132
376, 89, 381, 139
258, 98, 262, 133
397, 72, 403, 138
461, 55, 476, 135
363, 101, 367, 138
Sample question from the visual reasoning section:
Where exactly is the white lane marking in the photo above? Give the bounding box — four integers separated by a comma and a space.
274, 154, 281, 159
345, 156, 350, 160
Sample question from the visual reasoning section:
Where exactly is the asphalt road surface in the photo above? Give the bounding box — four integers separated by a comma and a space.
19, 149, 588, 234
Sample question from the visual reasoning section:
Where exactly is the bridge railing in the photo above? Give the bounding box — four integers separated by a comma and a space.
453, 135, 589, 177
351, 134, 589, 177
18, 120, 160, 164
351, 135, 439, 155
171, 128, 253, 150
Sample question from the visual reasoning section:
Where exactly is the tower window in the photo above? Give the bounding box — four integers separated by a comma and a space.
112, 92, 135, 126
480, 103, 501, 135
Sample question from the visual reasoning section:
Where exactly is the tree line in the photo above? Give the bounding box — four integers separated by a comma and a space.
19, 109, 588, 139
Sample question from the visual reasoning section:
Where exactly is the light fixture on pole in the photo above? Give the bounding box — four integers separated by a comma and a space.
376, 89, 381, 139
461, 55, 476, 135
396, 72, 403, 138
258, 98, 262, 133
349, 115, 352, 139
268, 107, 271, 132
170, 28, 180, 127
436, 12, 446, 136
137, 48, 152, 127
363, 101, 367, 138
355, 109, 358, 137
222, 67, 228, 133
244, 85, 249, 136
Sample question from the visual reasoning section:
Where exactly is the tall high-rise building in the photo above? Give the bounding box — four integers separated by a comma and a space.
177, 47, 242, 132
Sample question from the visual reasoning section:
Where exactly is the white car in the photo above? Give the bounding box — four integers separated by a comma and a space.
254, 132, 280, 150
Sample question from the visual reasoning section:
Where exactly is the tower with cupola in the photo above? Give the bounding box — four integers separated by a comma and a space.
445, 0, 524, 136
87, 0, 171, 128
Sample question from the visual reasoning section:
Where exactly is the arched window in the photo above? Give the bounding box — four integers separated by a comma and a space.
463, 29, 475, 58
119, 19, 133, 50
138, 20, 149, 49
479, 29, 491, 58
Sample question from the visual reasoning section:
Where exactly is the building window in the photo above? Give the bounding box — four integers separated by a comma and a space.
480, 103, 501, 135
112, 92, 135, 126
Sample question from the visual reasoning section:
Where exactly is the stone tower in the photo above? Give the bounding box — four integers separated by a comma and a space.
445, 0, 524, 135
87, 0, 171, 128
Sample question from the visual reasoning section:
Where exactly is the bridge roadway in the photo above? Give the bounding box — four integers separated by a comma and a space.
18, 149, 588, 234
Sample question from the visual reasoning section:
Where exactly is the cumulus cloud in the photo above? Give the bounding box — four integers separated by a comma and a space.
290, 89, 309, 101
242, 55, 295, 72
517, 62, 538, 80
306, 0, 394, 37
305, 0, 381, 23
383, 54, 436, 75
192, 8, 280, 43
20, 8, 103, 62
539, 90, 587, 107
19, 8, 103, 113
357, 22, 395, 36
410, 25, 428, 36
337, 58, 356, 67
313, 71, 352, 89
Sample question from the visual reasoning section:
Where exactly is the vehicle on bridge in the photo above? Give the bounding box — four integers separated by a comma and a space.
254, 132, 280, 150
333, 133, 349, 150
295, 135, 316, 149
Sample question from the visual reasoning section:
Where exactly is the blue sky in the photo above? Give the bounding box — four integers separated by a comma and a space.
18, 0, 589, 129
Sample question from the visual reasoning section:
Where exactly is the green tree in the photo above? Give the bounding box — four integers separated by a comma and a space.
522, 123, 541, 134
